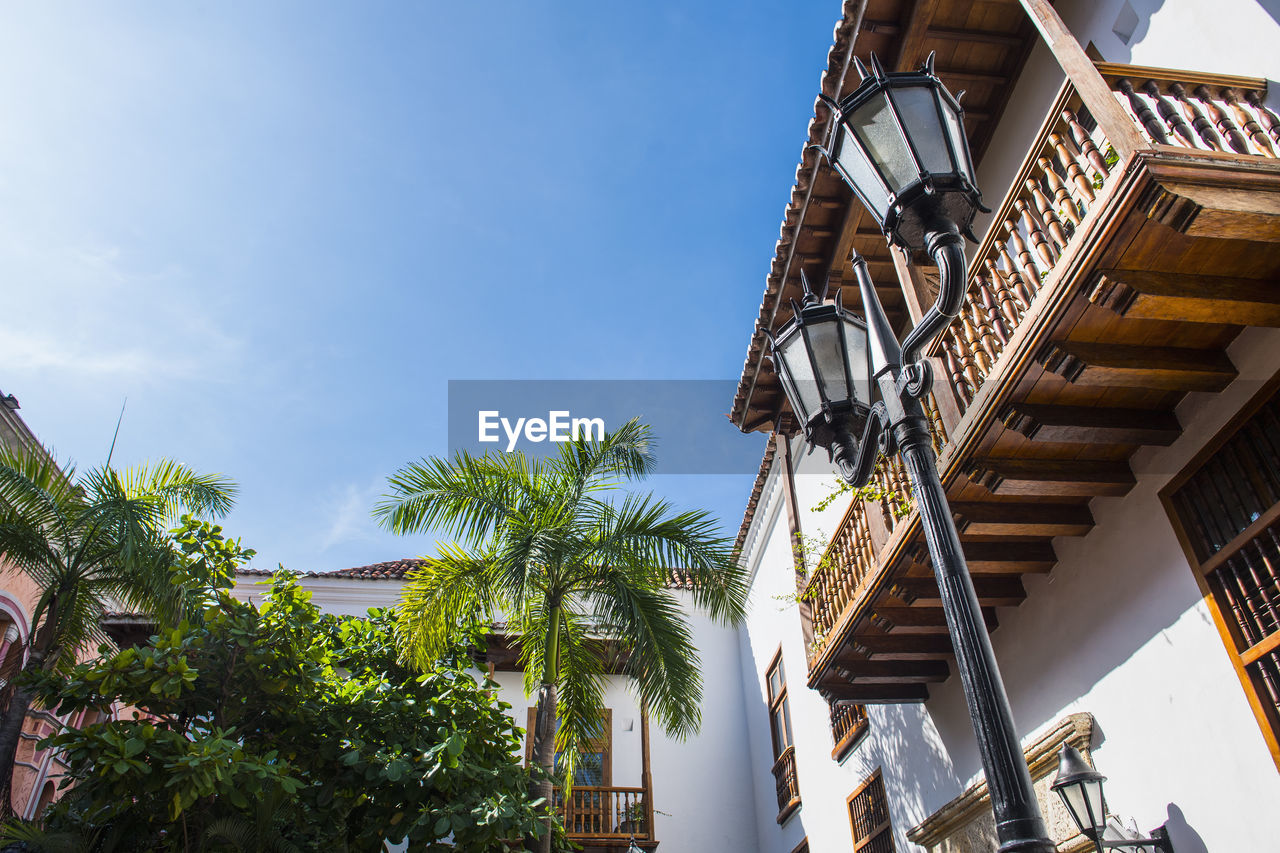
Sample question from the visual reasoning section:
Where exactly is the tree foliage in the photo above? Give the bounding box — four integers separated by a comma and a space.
376, 419, 749, 852
5, 528, 561, 852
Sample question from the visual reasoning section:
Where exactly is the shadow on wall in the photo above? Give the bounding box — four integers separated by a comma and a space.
1164, 803, 1209, 853
1261, 0, 1280, 26
869, 702, 960, 843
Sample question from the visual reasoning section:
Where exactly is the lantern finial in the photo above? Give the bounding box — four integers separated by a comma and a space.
853, 56, 869, 81
921, 50, 936, 75
868, 53, 887, 80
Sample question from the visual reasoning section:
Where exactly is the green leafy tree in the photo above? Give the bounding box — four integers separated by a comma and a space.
7, 564, 561, 852
375, 419, 749, 853
0, 447, 234, 809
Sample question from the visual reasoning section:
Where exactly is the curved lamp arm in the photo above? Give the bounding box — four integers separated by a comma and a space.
833, 401, 889, 487
899, 226, 968, 367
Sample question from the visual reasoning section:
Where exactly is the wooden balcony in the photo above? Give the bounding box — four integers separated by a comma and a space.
771, 745, 801, 823
556, 785, 657, 851
804, 61, 1280, 703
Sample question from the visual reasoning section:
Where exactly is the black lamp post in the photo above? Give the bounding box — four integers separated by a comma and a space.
769, 53, 1056, 853
1050, 745, 1173, 852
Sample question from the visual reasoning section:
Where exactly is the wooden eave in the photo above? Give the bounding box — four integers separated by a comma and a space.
729, 0, 1040, 433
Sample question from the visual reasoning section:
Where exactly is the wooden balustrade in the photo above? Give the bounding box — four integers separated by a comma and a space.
930, 62, 1276, 417
829, 701, 869, 760
556, 786, 651, 839
1096, 63, 1279, 158
771, 745, 800, 816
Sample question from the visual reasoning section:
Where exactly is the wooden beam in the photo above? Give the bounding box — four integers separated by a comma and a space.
969, 458, 1135, 497
951, 500, 1095, 536
1002, 402, 1183, 446
843, 633, 953, 658
1147, 182, 1280, 243
843, 659, 951, 682
892, 574, 1028, 608
861, 21, 1025, 48
1092, 269, 1280, 326
894, 0, 942, 71
1016, 0, 1146, 157
872, 605, 998, 631
821, 682, 931, 703
1038, 341, 1237, 391
960, 540, 1058, 573
891, 247, 937, 325
937, 69, 1012, 88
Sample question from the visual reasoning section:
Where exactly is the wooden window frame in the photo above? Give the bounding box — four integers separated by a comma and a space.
847, 767, 895, 852
525, 707, 612, 786
766, 646, 801, 823
1160, 369, 1280, 772
830, 701, 870, 762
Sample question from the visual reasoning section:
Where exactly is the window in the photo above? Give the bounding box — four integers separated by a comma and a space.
525, 708, 612, 786
830, 701, 869, 761
1163, 382, 1280, 769
847, 768, 895, 853
766, 648, 800, 822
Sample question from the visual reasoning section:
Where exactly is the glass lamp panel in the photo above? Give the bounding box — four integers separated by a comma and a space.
776, 330, 822, 424
840, 314, 872, 409
892, 85, 953, 176
803, 316, 850, 405
848, 94, 917, 195
1082, 780, 1106, 833
835, 126, 891, 221
939, 94, 976, 183
1059, 782, 1091, 834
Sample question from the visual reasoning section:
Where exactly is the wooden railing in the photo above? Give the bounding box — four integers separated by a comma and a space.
556, 786, 652, 839
803, 62, 1279, 678
830, 701, 869, 760
771, 745, 800, 817
935, 63, 1278, 415
805, 455, 916, 656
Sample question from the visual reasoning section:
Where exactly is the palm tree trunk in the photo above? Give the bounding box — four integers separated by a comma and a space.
0, 675, 35, 816
526, 606, 561, 853
527, 680, 558, 853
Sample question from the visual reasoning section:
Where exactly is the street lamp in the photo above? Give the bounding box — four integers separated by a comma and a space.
769, 53, 1057, 853
1050, 745, 1173, 852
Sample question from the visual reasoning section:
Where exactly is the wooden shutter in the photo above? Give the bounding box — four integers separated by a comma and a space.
847, 769, 895, 853
1164, 382, 1280, 769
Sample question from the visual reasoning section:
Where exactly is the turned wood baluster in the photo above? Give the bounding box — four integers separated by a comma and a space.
1142, 79, 1198, 147
975, 272, 1010, 347
959, 308, 991, 379
1244, 90, 1280, 147
1038, 157, 1081, 226
1169, 81, 1225, 151
924, 392, 948, 451
1050, 130, 1095, 203
1223, 88, 1277, 157
968, 301, 1000, 367
950, 324, 981, 400
1004, 219, 1042, 287
1197, 84, 1253, 153
1062, 109, 1110, 181
998, 240, 1037, 307
984, 257, 1023, 326
1025, 180, 1070, 252
1017, 199, 1057, 272
1116, 77, 1170, 143
942, 338, 971, 406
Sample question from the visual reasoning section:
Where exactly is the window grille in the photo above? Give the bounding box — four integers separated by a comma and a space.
847, 768, 895, 853
1166, 385, 1280, 766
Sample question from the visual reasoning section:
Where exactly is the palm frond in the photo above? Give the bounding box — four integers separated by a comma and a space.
394, 544, 502, 670
375, 451, 522, 543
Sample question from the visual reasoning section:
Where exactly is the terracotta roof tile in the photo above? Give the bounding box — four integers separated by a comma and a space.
735, 434, 778, 558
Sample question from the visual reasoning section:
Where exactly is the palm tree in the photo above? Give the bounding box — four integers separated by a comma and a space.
375, 420, 748, 853
0, 446, 235, 811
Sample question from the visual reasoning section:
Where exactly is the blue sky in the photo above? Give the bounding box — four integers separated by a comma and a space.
1, 2, 839, 571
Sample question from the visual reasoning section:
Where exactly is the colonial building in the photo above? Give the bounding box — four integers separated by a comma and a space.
249, 2, 1280, 851
726, 0, 1280, 851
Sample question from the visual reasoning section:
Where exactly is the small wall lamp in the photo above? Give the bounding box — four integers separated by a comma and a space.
1050, 745, 1173, 852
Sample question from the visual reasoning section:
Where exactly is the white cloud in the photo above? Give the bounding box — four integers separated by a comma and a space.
319, 477, 384, 551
